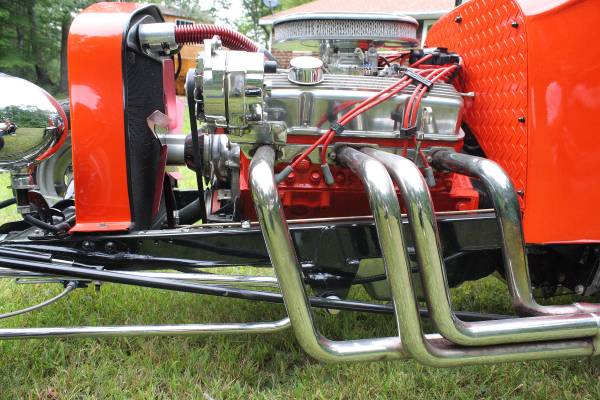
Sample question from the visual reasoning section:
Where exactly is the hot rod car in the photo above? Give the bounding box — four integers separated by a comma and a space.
0, 0, 599, 367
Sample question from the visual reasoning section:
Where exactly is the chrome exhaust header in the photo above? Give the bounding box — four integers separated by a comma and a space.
250, 145, 406, 362
250, 145, 599, 366
364, 148, 600, 347
431, 150, 600, 317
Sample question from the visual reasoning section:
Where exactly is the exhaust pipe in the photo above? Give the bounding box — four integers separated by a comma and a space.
431, 150, 600, 317
363, 147, 600, 346
251, 145, 598, 365
250, 146, 406, 362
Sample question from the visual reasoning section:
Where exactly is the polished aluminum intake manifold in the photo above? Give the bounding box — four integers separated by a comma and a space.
249, 146, 600, 366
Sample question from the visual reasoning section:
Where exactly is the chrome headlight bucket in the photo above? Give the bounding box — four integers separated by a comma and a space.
0, 73, 68, 170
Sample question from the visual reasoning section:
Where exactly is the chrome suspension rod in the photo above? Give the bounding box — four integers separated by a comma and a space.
431, 150, 600, 316
0, 318, 291, 339
364, 148, 600, 346
0, 268, 279, 288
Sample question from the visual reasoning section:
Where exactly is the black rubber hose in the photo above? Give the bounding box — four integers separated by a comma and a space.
177, 198, 203, 225
23, 214, 74, 233
0, 198, 16, 210
23, 215, 62, 233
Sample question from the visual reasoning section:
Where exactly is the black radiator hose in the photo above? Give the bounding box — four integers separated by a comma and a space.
177, 198, 203, 225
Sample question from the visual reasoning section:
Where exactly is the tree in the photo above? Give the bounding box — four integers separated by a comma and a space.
0, 0, 307, 92
236, 0, 312, 46
0, 0, 214, 94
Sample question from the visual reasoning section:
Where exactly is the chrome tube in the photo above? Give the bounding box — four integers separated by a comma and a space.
0, 268, 279, 288
342, 147, 597, 365
0, 318, 290, 339
431, 150, 600, 316
250, 145, 408, 362
348, 148, 597, 366
250, 145, 597, 365
119, 271, 278, 287
157, 133, 186, 165
364, 148, 600, 346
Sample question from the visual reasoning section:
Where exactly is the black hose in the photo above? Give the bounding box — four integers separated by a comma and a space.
177, 198, 203, 225
23, 214, 74, 234
23, 215, 62, 233
0, 198, 16, 210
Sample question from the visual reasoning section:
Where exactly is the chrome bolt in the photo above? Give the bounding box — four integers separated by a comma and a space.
105, 241, 116, 253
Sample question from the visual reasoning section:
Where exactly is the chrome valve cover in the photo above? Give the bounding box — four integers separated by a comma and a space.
263, 73, 463, 142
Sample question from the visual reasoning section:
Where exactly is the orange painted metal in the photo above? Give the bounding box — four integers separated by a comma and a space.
426, 0, 529, 205
68, 2, 142, 232
428, 0, 600, 244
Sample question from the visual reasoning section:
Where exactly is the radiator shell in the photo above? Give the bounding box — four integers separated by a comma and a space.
68, 3, 165, 232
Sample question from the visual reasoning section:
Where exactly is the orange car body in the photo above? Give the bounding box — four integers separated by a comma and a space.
68, 0, 600, 245
428, 0, 600, 244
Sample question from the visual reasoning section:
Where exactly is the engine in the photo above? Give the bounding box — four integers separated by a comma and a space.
185, 13, 476, 221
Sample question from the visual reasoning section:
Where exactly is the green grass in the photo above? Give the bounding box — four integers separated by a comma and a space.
1, 127, 45, 158
0, 175, 600, 399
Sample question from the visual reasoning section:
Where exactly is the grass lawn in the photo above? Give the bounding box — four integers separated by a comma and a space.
0, 170, 599, 398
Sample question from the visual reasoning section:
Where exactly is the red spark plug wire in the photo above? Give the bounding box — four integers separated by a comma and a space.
288, 76, 412, 171
319, 76, 414, 165
408, 53, 434, 68
403, 65, 458, 130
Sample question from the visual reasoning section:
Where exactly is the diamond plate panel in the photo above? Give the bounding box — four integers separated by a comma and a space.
426, 0, 528, 200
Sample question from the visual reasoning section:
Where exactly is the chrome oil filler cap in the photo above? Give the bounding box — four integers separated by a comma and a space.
288, 56, 324, 85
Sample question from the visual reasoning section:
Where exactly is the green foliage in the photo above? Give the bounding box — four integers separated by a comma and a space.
0, 0, 311, 90
0, 0, 214, 93
0, 0, 92, 89
236, 0, 313, 46
0, 105, 49, 126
